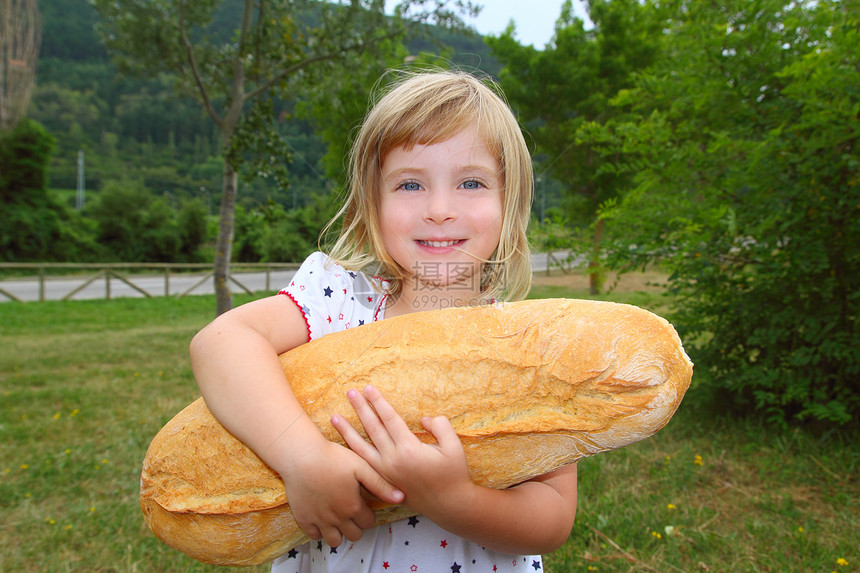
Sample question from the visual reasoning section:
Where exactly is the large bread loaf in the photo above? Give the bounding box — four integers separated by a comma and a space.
140, 298, 693, 566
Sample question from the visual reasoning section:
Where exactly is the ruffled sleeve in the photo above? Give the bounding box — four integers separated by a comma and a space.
279, 251, 389, 342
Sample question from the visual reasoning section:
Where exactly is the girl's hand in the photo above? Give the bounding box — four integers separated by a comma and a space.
333, 385, 578, 555
331, 385, 475, 516
280, 429, 405, 548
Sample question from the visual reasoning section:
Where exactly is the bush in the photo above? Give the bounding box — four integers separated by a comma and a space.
0, 119, 101, 261
89, 178, 208, 262
594, 0, 860, 426
234, 196, 335, 263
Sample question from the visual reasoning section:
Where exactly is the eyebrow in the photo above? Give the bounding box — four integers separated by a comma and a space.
382, 164, 501, 183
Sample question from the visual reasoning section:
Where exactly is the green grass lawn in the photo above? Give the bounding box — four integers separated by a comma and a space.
1, 280, 856, 572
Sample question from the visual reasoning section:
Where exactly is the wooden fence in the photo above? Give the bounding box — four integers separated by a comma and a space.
0, 253, 575, 303
0, 262, 300, 302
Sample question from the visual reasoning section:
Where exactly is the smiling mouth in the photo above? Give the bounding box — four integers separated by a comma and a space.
418, 240, 463, 248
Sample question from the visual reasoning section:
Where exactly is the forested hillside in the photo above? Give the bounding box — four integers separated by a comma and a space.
8, 0, 501, 263
31, 0, 498, 208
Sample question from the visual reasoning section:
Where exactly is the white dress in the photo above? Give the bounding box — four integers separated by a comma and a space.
273, 252, 543, 573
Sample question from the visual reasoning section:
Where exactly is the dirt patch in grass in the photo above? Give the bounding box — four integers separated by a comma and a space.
531, 269, 669, 293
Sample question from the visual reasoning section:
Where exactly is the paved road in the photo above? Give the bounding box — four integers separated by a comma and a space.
0, 251, 575, 303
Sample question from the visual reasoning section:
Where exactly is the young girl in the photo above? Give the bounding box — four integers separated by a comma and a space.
190, 70, 578, 572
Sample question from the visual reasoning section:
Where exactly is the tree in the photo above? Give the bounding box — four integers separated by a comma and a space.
0, 117, 55, 260
90, 0, 478, 315
487, 0, 660, 294
0, 117, 98, 262
0, 0, 41, 131
595, 0, 860, 425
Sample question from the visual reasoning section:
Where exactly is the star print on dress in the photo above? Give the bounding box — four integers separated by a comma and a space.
531, 559, 542, 570
450, 562, 462, 572
280, 251, 389, 341
407, 516, 420, 527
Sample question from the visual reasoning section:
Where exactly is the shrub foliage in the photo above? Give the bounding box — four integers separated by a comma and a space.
592, 0, 859, 425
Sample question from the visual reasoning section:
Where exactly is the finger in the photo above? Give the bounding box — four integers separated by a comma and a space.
341, 519, 367, 543
346, 388, 394, 450
318, 524, 343, 548
349, 501, 377, 531
421, 415, 461, 450
299, 521, 321, 541
354, 459, 405, 506
363, 385, 413, 439
331, 414, 380, 463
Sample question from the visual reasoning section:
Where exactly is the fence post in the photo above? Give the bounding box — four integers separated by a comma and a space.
105, 268, 111, 300
39, 267, 45, 302
164, 267, 170, 296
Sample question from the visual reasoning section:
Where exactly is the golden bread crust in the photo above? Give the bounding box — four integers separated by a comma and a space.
140, 298, 692, 565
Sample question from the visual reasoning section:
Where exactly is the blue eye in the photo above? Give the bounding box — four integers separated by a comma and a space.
399, 181, 421, 191
462, 180, 484, 190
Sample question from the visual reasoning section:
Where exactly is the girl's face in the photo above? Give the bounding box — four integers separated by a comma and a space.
378, 123, 504, 296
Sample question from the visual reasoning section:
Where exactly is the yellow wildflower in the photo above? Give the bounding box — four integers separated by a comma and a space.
694, 454, 704, 466
70, 409, 80, 417
836, 558, 849, 567
19, 464, 29, 470
667, 503, 677, 510
45, 517, 56, 525
651, 531, 662, 539
52, 412, 61, 420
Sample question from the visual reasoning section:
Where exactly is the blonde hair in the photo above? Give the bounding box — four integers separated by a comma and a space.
324, 69, 533, 302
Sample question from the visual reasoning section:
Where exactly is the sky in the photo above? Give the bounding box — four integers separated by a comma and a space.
386, 1, 591, 49
463, 0, 591, 48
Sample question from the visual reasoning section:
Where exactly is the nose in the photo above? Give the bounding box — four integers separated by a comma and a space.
423, 189, 458, 224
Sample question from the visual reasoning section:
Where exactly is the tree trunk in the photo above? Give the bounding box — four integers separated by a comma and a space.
214, 158, 238, 316
0, 0, 41, 132
588, 217, 605, 296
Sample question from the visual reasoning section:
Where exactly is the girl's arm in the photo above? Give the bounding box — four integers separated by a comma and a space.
332, 385, 578, 555
189, 296, 403, 547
